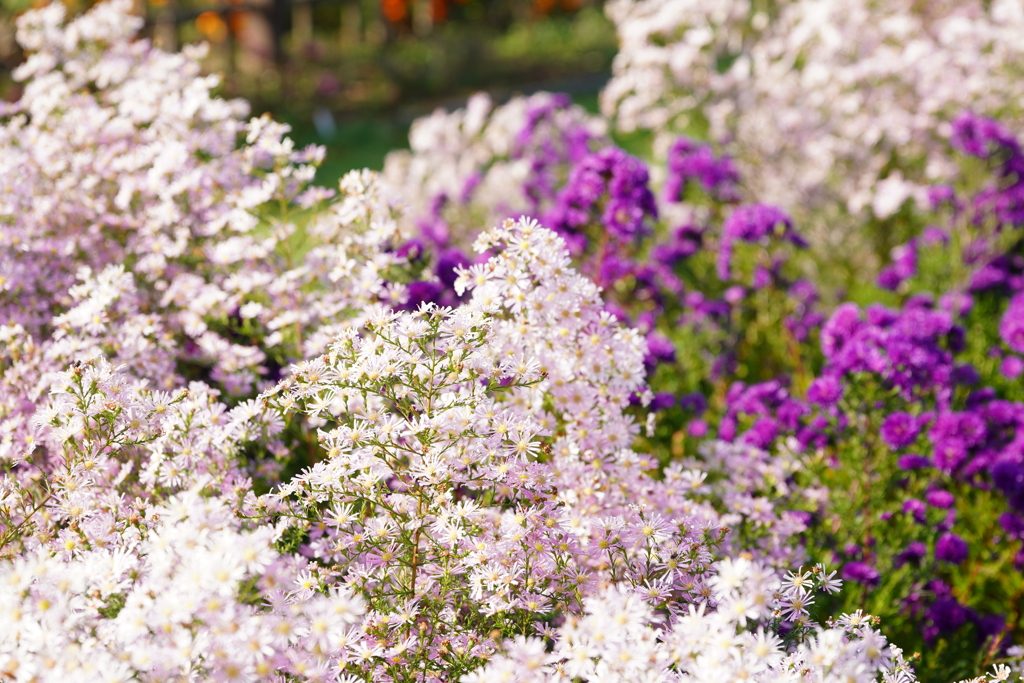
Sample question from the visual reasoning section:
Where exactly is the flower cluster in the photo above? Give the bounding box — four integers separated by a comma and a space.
544, 146, 659, 248
1, 0, 420, 407
717, 204, 807, 281
664, 137, 741, 204
1, 486, 365, 682
385, 91, 1024, 674
254, 218, 725, 678
467, 558, 911, 683
600, 0, 1024, 255
381, 91, 608, 249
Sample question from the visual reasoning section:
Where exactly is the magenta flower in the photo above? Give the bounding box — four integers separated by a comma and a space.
935, 532, 969, 564
881, 412, 920, 449
925, 490, 955, 509
841, 561, 880, 586
897, 454, 931, 470
1001, 356, 1024, 379
806, 375, 843, 407
1001, 294, 1024, 354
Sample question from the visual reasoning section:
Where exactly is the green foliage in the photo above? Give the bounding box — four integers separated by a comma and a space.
273, 523, 309, 556
97, 592, 126, 619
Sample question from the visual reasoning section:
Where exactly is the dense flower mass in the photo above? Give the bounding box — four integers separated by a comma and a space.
381, 91, 608, 248
3, 1, 1024, 682
664, 137, 740, 203
600, 0, 1024, 226
545, 146, 658, 247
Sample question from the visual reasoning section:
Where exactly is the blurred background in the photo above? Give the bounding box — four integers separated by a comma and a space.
0, 0, 616, 184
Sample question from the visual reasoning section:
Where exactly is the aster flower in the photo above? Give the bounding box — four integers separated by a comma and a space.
881, 412, 921, 450
935, 532, 969, 564
1000, 294, 1024, 354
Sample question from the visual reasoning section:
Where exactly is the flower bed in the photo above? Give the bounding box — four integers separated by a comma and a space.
2, 2, 1023, 681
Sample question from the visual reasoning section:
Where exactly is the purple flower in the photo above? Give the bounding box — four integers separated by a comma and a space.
418, 212, 451, 246
806, 375, 843, 407
435, 248, 470, 289
598, 253, 635, 286
952, 364, 980, 386
742, 417, 779, 448
966, 388, 997, 411
718, 416, 737, 442
776, 398, 809, 430
926, 490, 955, 509
935, 532, 969, 564
933, 438, 969, 473
969, 261, 1009, 292
1000, 512, 1024, 538
752, 265, 772, 290
819, 306, 858, 361
460, 172, 482, 203
877, 266, 903, 291
1000, 294, 1024, 354
674, 224, 705, 257
954, 411, 987, 446
906, 292, 935, 310
603, 199, 646, 240
976, 613, 1007, 642
635, 310, 656, 333
718, 204, 805, 280
664, 137, 740, 203
927, 185, 956, 210
397, 238, 427, 261
894, 541, 927, 568
925, 595, 971, 638
722, 204, 794, 243
881, 412, 920, 449
877, 241, 918, 290
903, 498, 927, 523
724, 286, 746, 304
992, 461, 1024, 494
898, 454, 931, 470
649, 392, 676, 411
950, 111, 1022, 159
787, 510, 813, 528
652, 225, 704, 266
643, 332, 676, 369
991, 461, 1024, 511
939, 291, 973, 317
1001, 356, 1024, 379
841, 561, 880, 586
688, 419, 708, 437
921, 225, 950, 245
947, 325, 967, 353
678, 392, 708, 415
545, 146, 657, 243
401, 280, 443, 310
